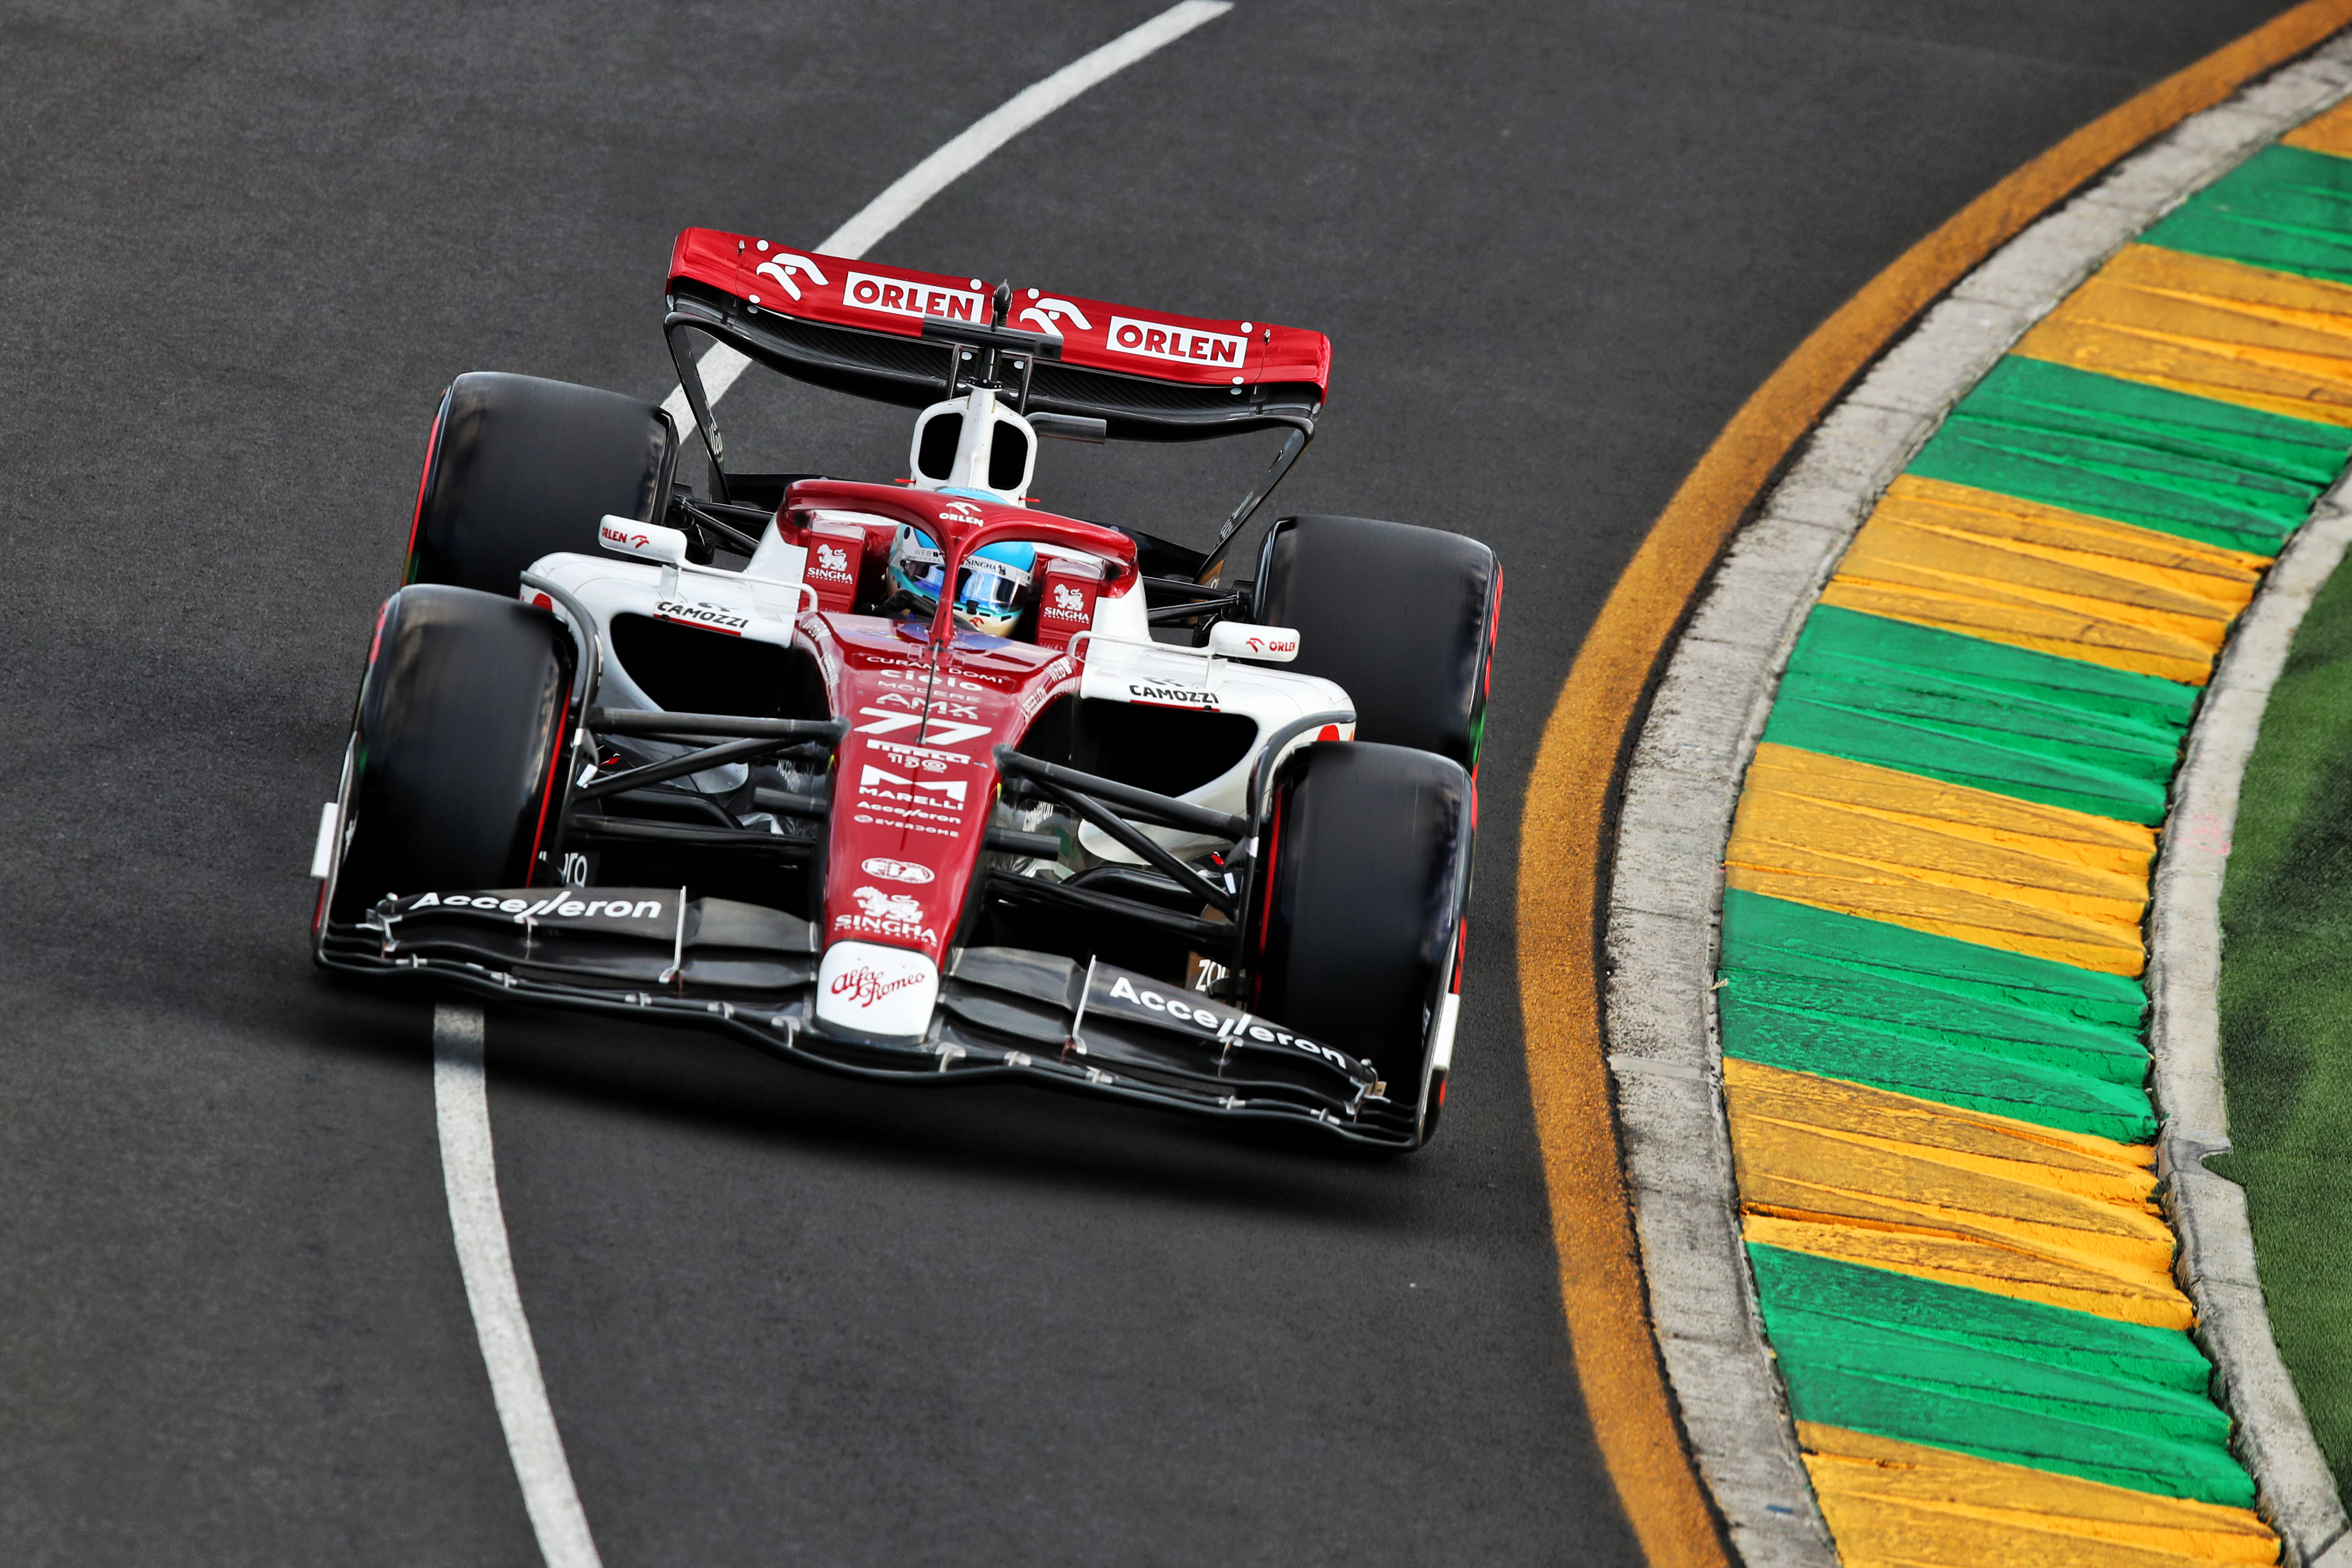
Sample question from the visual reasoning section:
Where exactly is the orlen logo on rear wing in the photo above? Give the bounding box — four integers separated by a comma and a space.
666, 227, 1330, 397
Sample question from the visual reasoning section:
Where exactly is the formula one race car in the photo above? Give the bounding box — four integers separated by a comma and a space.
312, 230, 1500, 1149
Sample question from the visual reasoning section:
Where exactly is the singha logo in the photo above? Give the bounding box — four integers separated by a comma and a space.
1051, 583, 1085, 613
815, 543, 851, 574
1019, 296, 1093, 337
852, 885, 925, 923
753, 252, 828, 301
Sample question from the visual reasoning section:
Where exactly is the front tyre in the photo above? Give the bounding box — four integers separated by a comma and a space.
323, 585, 576, 928
1247, 742, 1473, 1148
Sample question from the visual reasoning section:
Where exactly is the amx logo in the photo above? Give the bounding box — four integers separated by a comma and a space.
1019, 296, 1092, 337
753, 252, 827, 301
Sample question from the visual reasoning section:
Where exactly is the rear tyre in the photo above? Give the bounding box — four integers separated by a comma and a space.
405, 371, 679, 596
324, 585, 576, 925
1254, 513, 1500, 769
1247, 741, 1473, 1148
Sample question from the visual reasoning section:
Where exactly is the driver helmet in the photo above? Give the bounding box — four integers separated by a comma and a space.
885, 526, 1037, 638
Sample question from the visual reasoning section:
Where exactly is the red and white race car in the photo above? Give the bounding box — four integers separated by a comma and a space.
313, 230, 1500, 1150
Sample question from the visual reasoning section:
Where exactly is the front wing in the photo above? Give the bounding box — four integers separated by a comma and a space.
316, 890, 1418, 1147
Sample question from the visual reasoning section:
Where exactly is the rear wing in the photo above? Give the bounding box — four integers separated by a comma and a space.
664, 227, 1331, 558
665, 228, 1326, 441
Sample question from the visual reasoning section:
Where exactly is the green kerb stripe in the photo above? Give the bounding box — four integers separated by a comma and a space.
1719, 889, 2154, 1138
2144, 142, 2352, 287
1909, 356, 2352, 557
1750, 1245, 2251, 1505
1762, 605, 2196, 825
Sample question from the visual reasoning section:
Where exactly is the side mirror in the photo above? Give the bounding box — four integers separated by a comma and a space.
1207, 622, 1300, 662
600, 515, 688, 566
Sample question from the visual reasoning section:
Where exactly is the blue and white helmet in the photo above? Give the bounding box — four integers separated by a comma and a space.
886, 526, 1037, 638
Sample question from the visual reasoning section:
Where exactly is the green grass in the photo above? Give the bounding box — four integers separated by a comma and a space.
2214, 547, 2352, 1486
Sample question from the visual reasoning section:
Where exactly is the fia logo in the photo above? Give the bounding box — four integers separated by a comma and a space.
754, 252, 828, 301
816, 543, 851, 574
1019, 296, 1093, 338
861, 857, 934, 885
1052, 583, 1085, 612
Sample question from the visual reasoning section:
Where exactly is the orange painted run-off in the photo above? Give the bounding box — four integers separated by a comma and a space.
1513, 3, 2352, 1561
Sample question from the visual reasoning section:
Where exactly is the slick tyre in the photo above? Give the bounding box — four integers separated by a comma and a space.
1254, 514, 1500, 769
324, 585, 576, 926
1248, 741, 1473, 1148
404, 371, 679, 596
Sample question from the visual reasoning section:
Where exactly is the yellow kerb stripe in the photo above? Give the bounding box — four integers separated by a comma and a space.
1724, 743, 2155, 975
2281, 92, 2352, 158
1819, 475, 2266, 685
1797, 1423, 2277, 1567
2015, 244, 2352, 429
1724, 1060, 2191, 1329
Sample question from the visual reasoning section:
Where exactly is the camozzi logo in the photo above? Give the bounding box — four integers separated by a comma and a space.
861, 857, 934, 884
656, 599, 748, 635
1128, 681, 1219, 710
1106, 316, 1247, 369
829, 960, 928, 1009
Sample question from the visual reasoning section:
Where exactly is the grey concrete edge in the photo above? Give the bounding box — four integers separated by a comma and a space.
2155, 482, 2352, 1568
1601, 34, 2352, 1568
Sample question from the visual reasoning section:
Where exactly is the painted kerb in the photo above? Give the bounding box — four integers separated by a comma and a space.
1606, 34, 2352, 1568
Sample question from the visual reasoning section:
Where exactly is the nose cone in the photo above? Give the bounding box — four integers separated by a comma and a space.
815, 941, 940, 1042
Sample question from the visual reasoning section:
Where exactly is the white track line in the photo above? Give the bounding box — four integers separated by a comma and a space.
435, 1003, 602, 1568
440, 9, 1234, 1564
660, 0, 1232, 428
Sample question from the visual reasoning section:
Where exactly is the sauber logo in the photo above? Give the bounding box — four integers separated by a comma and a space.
753, 252, 828, 301
1019, 296, 1093, 337
1128, 682, 1219, 710
844, 270, 986, 324
600, 521, 649, 550
851, 885, 925, 923
656, 600, 748, 635
830, 961, 927, 1009
815, 543, 852, 575
1106, 315, 1247, 369
1051, 583, 1086, 612
861, 857, 934, 885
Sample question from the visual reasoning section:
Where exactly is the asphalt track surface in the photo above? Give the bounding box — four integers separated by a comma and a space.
0, 3, 2311, 1563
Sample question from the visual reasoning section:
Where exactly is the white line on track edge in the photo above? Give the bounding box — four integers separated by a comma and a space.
660, 0, 1233, 429
439, 9, 1234, 1563
434, 1003, 603, 1568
